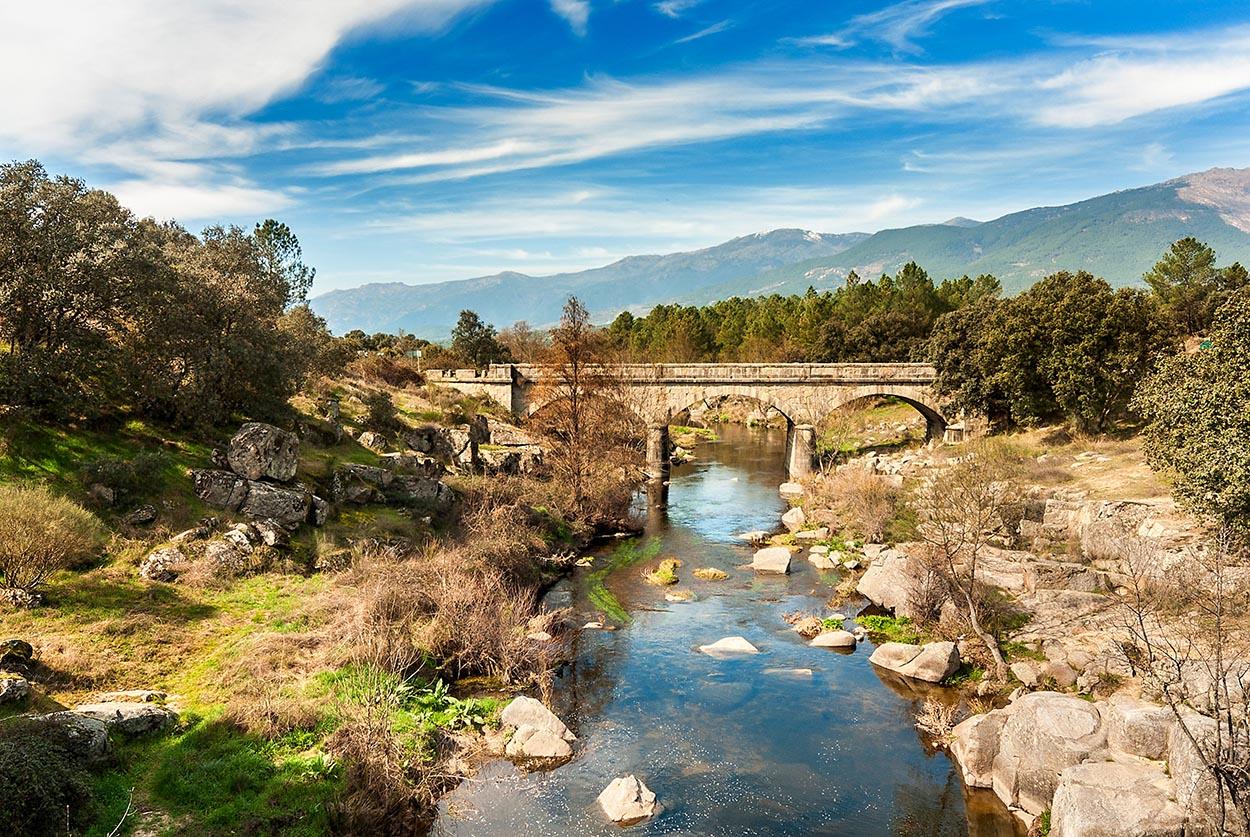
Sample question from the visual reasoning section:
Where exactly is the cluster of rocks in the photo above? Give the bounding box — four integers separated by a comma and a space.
492, 695, 661, 826
950, 690, 1217, 835
190, 422, 328, 529
0, 638, 33, 704
355, 415, 543, 477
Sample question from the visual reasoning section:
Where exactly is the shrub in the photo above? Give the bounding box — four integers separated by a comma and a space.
812, 468, 903, 542
348, 354, 424, 389
0, 716, 96, 835
79, 451, 167, 501
0, 484, 104, 604
361, 390, 399, 433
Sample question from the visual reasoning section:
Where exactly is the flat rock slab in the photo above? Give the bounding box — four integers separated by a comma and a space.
74, 702, 177, 737
1050, 762, 1185, 837
504, 724, 573, 761
598, 775, 660, 824
778, 482, 805, 498
869, 641, 960, 683
752, 546, 792, 573
699, 636, 760, 657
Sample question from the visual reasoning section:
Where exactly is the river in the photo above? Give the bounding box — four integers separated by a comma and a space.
436, 423, 1019, 836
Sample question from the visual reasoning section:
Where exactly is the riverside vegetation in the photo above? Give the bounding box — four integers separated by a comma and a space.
2, 159, 1250, 835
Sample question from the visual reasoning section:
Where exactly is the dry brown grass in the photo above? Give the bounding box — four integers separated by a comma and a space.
808, 467, 905, 542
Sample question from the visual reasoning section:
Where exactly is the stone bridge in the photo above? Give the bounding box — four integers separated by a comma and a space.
430, 363, 968, 480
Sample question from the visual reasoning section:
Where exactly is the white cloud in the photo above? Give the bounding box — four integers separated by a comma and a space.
675, 20, 734, 45
111, 177, 295, 222
549, 0, 590, 35
655, 0, 703, 18
1034, 31, 1250, 127
799, 0, 992, 53
317, 76, 387, 104
0, 0, 492, 220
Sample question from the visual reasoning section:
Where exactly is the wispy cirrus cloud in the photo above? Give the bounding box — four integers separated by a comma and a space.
675, 19, 734, 45
798, 0, 992, 52
654, 0, 703, 19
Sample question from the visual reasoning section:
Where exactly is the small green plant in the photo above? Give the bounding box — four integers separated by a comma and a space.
1038, 809, 1051, 835
942, 663, 986, 687
821, 617, 844, 631
856, 615, 922, 644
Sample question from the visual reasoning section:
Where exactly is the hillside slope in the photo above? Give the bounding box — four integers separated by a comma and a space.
312, 168, 1250, 335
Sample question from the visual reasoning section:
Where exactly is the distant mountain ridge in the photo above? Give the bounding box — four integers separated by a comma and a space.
312, 168, 1250, 337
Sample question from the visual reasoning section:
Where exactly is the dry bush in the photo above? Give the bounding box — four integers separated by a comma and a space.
0, 484, 105, 605
811, 467, 904, 542
915, 696, 964, 739
348, 354, 424, 389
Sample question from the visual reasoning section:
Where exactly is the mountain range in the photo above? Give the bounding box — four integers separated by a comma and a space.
312, 167, 1250, 337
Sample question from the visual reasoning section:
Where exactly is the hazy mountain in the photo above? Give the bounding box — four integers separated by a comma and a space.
312, 168, 1250, 336
312, 229, 867, 336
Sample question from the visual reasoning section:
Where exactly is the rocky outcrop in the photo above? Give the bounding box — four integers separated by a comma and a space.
1050, 762, 1185, 837
869, 641, 959, 682
597, 775, 660, 824
856, 548, 917, 618
38, 713, 112, 763
74, 702, 177, 736
0, 638, 33, 672
191, 469, 320, 528
226, 423, 299, 482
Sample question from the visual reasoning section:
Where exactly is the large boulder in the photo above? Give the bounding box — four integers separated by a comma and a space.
1105, 694, 1174, 760
856, 549, 916, 617
870, 641, 960, 682
238, 482, 311, 528
379, 452, 444, 479
752, 546, 792, 574
1050, 762, 1185, 837
190, 469, 248, 511
74, 702, 177, 737
950, 710, 1008, 788
991, 691, 1106, 816
387, 476, 454, 510
226, 422, 299, 482
597, 775, 660, 824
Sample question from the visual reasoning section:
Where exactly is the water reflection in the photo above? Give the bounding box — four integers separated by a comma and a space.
436, 424, 1018, 836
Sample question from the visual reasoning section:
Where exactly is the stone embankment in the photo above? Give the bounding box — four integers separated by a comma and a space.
784, 441, 1219, 834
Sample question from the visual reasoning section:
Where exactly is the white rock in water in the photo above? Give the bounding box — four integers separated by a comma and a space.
778, 482, 805, 498
699, 636, 760, 657
752, 546, 792, 573
737, 530, 771, 544
597, 775, 660, 824
505, 724, 573, 761
808, 552, 838, 570
499, 696, 576, 741
810, 630, 857, 649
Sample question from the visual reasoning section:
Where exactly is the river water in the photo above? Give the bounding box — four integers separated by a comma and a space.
436, 424, 1018, 836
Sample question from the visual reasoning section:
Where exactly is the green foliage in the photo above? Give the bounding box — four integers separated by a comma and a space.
821, 617, 844, 631
1134, 287, 1250, 536
856, 614, 922, 644
942, 663, 986, 687
0, 160, 342, 427
930, 270, 1178, 431
0, 716, 96, 836
79, 451, 168, 501
0, 484, 105, 598
361, 390, 399, 432
450, 309, 512, 367
644, 558, 682, 585
586, 538, 662, 623
605, 263, 997, 362
1144, 237, 1249, 335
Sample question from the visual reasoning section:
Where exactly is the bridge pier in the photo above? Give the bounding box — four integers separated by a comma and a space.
785, 423, 816, 481
645, 423, 671, 483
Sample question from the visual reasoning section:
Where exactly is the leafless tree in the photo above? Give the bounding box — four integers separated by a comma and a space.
1118, 526, 1250, 834
912, 442, 1018, 679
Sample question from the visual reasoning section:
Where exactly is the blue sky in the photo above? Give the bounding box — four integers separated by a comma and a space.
3, 0, 1250, 294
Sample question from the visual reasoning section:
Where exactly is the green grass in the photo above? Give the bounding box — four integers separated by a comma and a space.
821, 617, 844, 631
585, 538, 662, 623
856, 614, 923, 644
942, 663, 986, 687
1002, 641, 1046, 662
87, 712, 342, 837
669, 425, 717, 442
